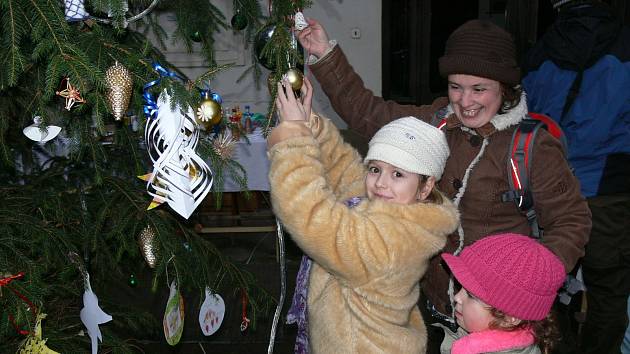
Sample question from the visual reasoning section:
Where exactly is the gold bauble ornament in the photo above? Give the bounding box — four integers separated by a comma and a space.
105, 62, 133, 121
284, 68, 304, 91
138, 225, 158, 268
196, 94, 222, 129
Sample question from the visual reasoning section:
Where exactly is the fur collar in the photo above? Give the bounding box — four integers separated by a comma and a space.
490, 91, 528, 131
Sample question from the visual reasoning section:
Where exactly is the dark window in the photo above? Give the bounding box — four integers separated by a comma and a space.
382, 0, 628, 106
382, 0, 478, 105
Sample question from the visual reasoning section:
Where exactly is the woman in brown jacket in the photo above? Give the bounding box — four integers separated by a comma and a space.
297, 18, 591, 350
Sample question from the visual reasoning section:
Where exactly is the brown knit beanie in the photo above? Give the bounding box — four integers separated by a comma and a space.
439, 20, 520, 86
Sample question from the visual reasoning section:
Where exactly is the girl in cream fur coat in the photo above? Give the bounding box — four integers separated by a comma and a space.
268, 78, 459, 353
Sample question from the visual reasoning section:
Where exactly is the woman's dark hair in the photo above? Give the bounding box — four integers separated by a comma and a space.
488, 308, 560, 354
499, 83, 523, 114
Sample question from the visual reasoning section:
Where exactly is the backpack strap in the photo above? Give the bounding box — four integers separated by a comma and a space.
432, 106, 450, 129
528, 112, 569, 155
501, 117, 547, 239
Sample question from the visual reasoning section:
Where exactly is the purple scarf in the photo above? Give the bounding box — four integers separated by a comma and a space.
286, 196, 363, 353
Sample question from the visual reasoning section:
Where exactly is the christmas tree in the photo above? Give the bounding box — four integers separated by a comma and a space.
0, 0, 309, 352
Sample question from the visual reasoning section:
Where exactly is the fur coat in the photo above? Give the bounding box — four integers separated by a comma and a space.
268, 114, 459, 353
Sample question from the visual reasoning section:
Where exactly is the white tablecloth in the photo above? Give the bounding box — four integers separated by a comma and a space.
218, 129, 270, 192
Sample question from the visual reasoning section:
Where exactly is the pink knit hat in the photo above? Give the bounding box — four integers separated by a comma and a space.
441, 233, 565, 321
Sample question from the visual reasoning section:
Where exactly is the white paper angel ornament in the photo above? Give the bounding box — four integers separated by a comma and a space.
80, 274, 113, 354
23, 116, 61, 143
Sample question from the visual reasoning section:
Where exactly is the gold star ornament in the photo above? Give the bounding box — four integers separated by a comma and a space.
56, 78, 86, 111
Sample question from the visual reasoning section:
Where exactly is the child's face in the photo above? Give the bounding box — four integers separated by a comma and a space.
365, 160, 425, 204
453, 287, 494, 333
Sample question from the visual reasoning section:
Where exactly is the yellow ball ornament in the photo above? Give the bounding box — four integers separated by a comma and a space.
196, 93, 222, 129
284, 68, 304, 91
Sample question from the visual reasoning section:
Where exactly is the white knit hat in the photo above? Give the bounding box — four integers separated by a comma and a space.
364, 117, 449, 179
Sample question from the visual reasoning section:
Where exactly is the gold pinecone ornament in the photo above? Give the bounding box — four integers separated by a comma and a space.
138, 225, 158, 268
106, 62, 133, 121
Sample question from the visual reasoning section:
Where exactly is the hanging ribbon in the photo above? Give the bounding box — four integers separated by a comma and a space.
267, 219, 286, 354
1, 272, 37, 335
0, 272, 25, 287
143, 62, 182, 120
240, 288, 250, 333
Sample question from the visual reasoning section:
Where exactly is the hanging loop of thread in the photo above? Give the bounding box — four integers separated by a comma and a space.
165, 254, 177, 288
1, 272, 37, 335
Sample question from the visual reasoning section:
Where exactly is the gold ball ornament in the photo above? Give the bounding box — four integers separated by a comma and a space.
138, 225, 158, 268
196, 96, 222, 129
105, 62, 133, 121
284, 68, 304, 91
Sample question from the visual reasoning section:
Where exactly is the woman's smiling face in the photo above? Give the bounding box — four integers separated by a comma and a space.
448, 74, 503, 129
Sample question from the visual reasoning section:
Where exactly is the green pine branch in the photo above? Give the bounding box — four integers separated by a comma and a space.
0, 0, 316, 351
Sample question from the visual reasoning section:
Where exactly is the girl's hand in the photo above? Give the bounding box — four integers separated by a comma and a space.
275, 80, 307, 123
297, 18, 330, 59
299, 76, 314, 120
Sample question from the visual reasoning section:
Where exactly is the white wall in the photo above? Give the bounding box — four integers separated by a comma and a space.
152, 0, 381, 129
297, 0, 382, 128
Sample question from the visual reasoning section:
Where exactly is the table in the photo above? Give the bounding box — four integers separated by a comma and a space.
200, 129, 275, 235
218, 129, 270, 192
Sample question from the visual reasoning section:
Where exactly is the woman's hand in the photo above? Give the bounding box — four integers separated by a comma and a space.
297, 18, 330, 59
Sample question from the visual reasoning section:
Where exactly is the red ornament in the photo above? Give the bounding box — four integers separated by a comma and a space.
1, 272, 37, 335
240, 288, 250, 333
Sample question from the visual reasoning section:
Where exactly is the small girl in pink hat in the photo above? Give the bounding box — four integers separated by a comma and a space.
440, 233, 565, 354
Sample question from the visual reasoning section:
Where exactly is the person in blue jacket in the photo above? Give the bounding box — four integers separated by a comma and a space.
522, 1, 630, 352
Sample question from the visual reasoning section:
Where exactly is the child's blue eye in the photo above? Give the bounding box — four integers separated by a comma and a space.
394, 171, 403, 178
368, 166, 379, 173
